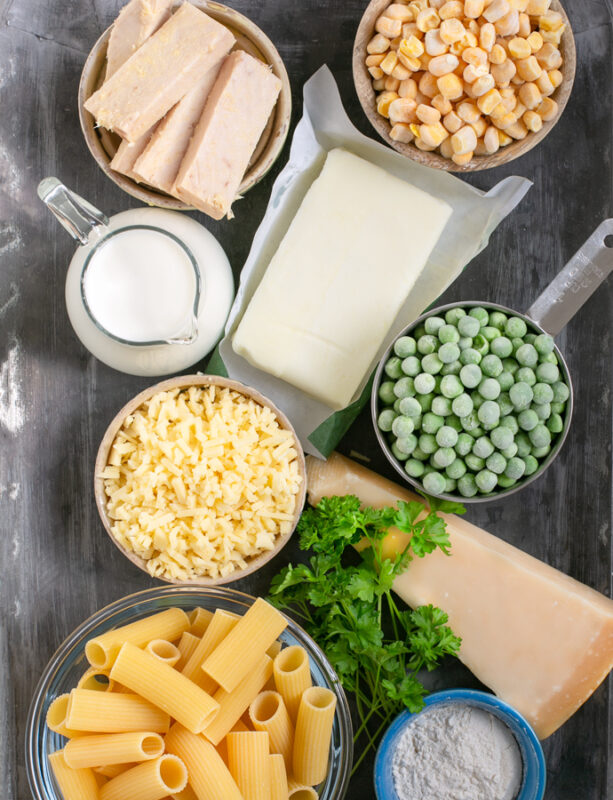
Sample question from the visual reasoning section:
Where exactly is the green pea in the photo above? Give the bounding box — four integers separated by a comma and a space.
413, 414, 423, 430
458, 336, 473, 351
552, 381, 570, 403
501, 442, 518, 459
490, 426, 514, 450
488, 310, 507, 330
465, 453, 485, 471
460, 348, 482, 366
516, 344, 538, 368
419, 433, 438, 454
490, 336, 513, 358
547, 413, 564, 433
399, 396, 422, 417
433, 375, 443, 394
469, 307, 489, 327
417, 335, 438, 355
460, 410, 480, 432
439, 324, 460, 344
418, 394, 434, 412
445, 307, 466, 326
518, 409, 539, 431
474, 334, 490, 355
431, 397, 452, 417
535, 403, 552, 421
516, 367, 536, 386
432, 447, 456, 468
439, 342, 460, 364
415, 373, 436, 394
511, 337, 525, 354
393, 377, 415, 399
550, 401, 565, 414
424, 316, 446, 336
458, 473, 478, 497
481, 354, 503, 377
422, 412, 445, 434
475, 469, 498, 493
529, 424, 551, 449
402, 356, 421, 377
446, 458, 467, 480
456, 433, 473, 456
392, 416, 414, 438
540, 352, 559, 364
471, 392, 485, 410
497, 474, 517, 489
412, 446, 429, 461
472, 436, 494, 459
535, 362, 560, 384
458, 315, 480, 338
497, 392, 514, 417
505, 316, 528, 338
414, 324, 426, 339
534, 333, 554, 355
394, 336, 417, 358
477, 400, 500, 427
378, 409, 397, 431
523, 455, 539, 476
515, 433, 532, 458
440, 375, 463, 399
486, 452, 507, 475
440, 360, 462, 376
393, 399, 403, 413
405, 458, 426, 477
396, 434, 418, 455
532, 382, 554, 405
391, 442, 409, 461
468, 425, 484, 439
532, 444, 551, 459
447, 414, 463, 431
421, 353, 444, 374
452, 393, 473, 418
479, 378, 501, 401
378, 381, 397, 405
505, 456, 526, 480
444, 477, 457, 493
482, 326, 501, 343
499, 415, 519, 434
509, 382, 533, 410
460, 364, 482, 389
422, 471, 446, 495
501, 358, 519, 375
385, 357, 404, 379
436, 425, 458, 448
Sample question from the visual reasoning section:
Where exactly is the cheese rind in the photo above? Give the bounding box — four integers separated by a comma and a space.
232, 149, 452, 409
306, 452, 613, 739
173, 50, 282, 219
85, 3, 235, 142
105, 0, 175, 79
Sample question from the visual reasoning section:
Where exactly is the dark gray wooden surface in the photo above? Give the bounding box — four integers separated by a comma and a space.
0, 0, 612, 797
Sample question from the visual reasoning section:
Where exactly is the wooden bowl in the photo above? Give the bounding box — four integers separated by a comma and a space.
79, 1, 292, 209
94, 375, 307, 586
353, 0, 576, 172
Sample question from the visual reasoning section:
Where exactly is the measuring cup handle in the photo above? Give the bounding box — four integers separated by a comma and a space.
38, 177, 109, 247
525, 220, 613, 336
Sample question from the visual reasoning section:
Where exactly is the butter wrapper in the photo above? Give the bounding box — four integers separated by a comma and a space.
207, 66, 531, 458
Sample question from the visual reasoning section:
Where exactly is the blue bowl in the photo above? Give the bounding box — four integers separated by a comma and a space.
374, 689, 546, 800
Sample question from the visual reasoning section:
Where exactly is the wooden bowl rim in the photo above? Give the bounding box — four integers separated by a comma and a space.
94, 375, 307, 586
352, 0, 576, 172
78, 0, 292, 209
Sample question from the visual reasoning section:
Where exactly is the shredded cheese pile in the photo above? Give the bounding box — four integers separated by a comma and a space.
100, 386, 302, 581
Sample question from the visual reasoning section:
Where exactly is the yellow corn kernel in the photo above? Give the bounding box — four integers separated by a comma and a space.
419, 121, 449, 146
540, 27, 564, 45
477, 87, 503, 114
484, 125, 500, 153
416, 8, 440, 32
462, 80, 477, 99
439, 0, 464, 19
451, 124, 478, 154
439, 136, 454, 158
431, 93, 453, 115
424, 28, 448, 56
389, 36, 403, 50
416, 103, 442, 124
409, 122, 421, 137
492, 110, 517, 129
456, 100, 480, 123
440, 18, 465, 44
498, 129, 513, 146
523, 109, 543, 132
369, 66, 384, 79
508, 36, 531, 59
518, 12, 531, 36
376, 14, 403, 38
526, 0, 550, 13
536, 96, 558, 120
539, 10, 564, 31
474, 137, 489, 155
535, 70, 554, 96
491, 59, 517, 86
421, 52, 433, 69
377, 91, 400, 117
471, 116, 487, 137
508, 0, 528, 10
506, 119, 528, 139
368, 34, 391, 54
466, 19, 480, 36
548, 69, 563, 89
483, 0, 511, 23
366, 54, 385, 67
400, 35, 425, 58
419, 71, 440, 97
385, 76, 401, 91
495, 9, 520, 37
513, 100, 526, 117
463, 63, 488, 83
443, 109, 463, 132
518, 81, 541, 109
398, 77, 419, 98
428, 53, 460, 76
463, 31, 479, 48
462, 46, 488, 66
380, 51, 399, 74
402, 21, 422, 38
409, 0, 428, 14
489, 43, 507, 64
472, 73, 495, 96
479, 22, 496, 51
452, 150, 474, 165
464, 0, 485, 18
489, 102, 507, 118
397, 51, 421, 70
392, 62, 411, 80
389, 97, 418, 123
500, 91, 517, 111
373, 77, 386, 91
527, 31, 543, 52
414, 137, 437, 151
536, 42, 562, 69
390, 122, 415, 143
436, 72, 464, 99
385, 3, 415, 21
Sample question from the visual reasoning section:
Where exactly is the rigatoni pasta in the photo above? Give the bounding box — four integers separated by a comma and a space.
99, 754, 187, 800
66, 689, 170, 733
270, 753, 289, 800
292, 687, 337, 785
249, 691, 294, 769
227, 731, 271, 800
182, 609, 238, 684
49, 750, 99, 800
146, 639, 181, 667
176, 631, 201, 671
287, 781, 318, 800
46, 694, 85, 739
189, 607, 214, 637
77, 668, 114, 692
63, 731, 164, 768
273, 646, 312, 722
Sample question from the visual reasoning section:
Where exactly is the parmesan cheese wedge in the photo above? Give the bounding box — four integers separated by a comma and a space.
306, 452, 613, 739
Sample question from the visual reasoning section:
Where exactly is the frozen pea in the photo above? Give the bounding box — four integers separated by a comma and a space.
540, 351, 559, 365
536, 362, 560, 384
431, 397, 452, 417
518, 409, 539, 431
516, 367, 536, 386
436, 425, 458, 448
439, 324, 460, 344
466, 453, 485, 471
393, 399, 403, 413
422, 412, 445, 434
523, 455, 539, 476
414, 324, 426, 339
421, 353, 444, 374
456, 433, 473, 456
501, 442, 518, 459
490, 336, 513, 359
412, 446, 428, 461
481, 354, 503, 378
413, 414, 423, 430
378, 409, 397, 431
458, 315, 480, 338
446, 458, 467, 480
497, 474, 517, 489
475, 469, 498, 493
419, 433, 438, 454
489, 311, 508, 330
486, 452, 507, 475
422, 466, 434, 477
459, 364, 483, 389
418, 394, 434, 412
402, 356, 422, 377
552, 381, 570, 403
444, 477, 457, 493
405, 458, 426, 477
391, 442, 409, 461
471, 392, 485, 410
417, 335, 438, 355
478, 378, 501, 401
452, 393, 473, 418
396, 434, 418, 455
458, 473, 478, 497
392, 416, 414, 438
458, 336, 473, 351
505, 316, 528, 338
440, 361, 462, 376
499, 415, 519, 434
447, 414, 463, 431
394, 336, 417, 358
535, 403, 552, 421
432, 447, 457, 469
440, 375, 463, 399
461, 411, 480, 433
501, 358, 519, 375
399, 396, 422, 417
482, 327, 501, 343
509, 382, 533, 411
477, 400, 500, 427
468, 307, 489, 326
516, 344, 538, 368
550, 401, 565, 414
445, 307, 466, 326
473, 334, 489, 356
497, 392, 514, 417
424, 316, 446, 336
385, 357, 404, 379
472, 436, 494, 459
529, 424, 551, 449
460, 348, 482, 366
534, 333, 554, 355
511, 337, 524, 354
415, 373, 436, 395
533, 382, 554, 405
394, 377, 416, 399
439, 342, 460, 364
470, 425, 485, 438
532, 444, 551, 459
547, 413, 564, 433
422, 471, 446, 495
524, 333, 537, 345
378, 381, 397, 405
490, 426, 514, 451
515, 433, 532, 458
505, 456, 526, 480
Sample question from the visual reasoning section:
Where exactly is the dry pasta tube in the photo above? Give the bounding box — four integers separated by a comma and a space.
217, 719, 251, 765
99, 754, 187, 800
64, 731, 164, 769
46, 694, 87, 739
270, 753, 289, 800
249, 691, 294, 769
183, 609, 238, 684
202, 654, 273, 746
189, 607, 214, 637
66, 689, 170, 733
176, 632, 201, 671
85, 608, 190, 669
110, 642, 219, 734
273, 646, 312, 722
267, 640, 283, 659
171, 786, 199, 800
94, 770, 108, 789
48, 750, 99, 800
146, 639, 181, 667
287, 780, 318, 800
201, 598, 287, 693
165, 722, 243, 800
93, 763, 136, 778
227, 731, 271, 800
292, 687, 337, 786
77, 668, 114, 693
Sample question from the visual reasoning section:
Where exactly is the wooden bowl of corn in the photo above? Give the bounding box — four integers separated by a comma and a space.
353, 0, 576, 171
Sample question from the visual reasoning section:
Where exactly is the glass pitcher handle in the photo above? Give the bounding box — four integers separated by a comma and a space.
38, 177, 109, 246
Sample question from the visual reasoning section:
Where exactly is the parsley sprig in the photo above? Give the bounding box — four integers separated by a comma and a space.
268, 494, 464, 772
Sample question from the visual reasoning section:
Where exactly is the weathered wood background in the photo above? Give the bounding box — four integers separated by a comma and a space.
0, 0, 612, 796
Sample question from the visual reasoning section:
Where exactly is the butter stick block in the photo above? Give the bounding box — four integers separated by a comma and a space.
173, 50, 281, 220
306, 452, 613, 739
110, 124, 158, 181
132, 63, 222, 194
105, 0, 175, 79
232, 148, 452, 410
85, 3, 235, 143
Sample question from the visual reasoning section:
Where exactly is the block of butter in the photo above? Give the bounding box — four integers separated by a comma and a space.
105, 0, 174, 79
306, 453, 613, 739
232, 149, 452, 410
85, 3, 235, 142
173, 50, 282, 219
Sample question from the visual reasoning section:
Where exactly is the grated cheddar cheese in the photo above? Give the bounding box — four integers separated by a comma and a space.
100, 386, 302, 581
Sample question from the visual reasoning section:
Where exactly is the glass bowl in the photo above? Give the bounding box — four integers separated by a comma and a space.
26, 586, 353, 800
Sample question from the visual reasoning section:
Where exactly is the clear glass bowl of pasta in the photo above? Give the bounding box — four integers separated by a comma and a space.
26, 585, 353, 800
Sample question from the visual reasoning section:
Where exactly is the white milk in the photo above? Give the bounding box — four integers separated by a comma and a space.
83, 227, 197, 342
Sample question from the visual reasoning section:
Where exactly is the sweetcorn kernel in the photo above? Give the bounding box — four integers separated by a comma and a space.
527, 31, 544, 52
489, 43, 507, 64
440, 17, 465, 43
432, 93, 453, 114
425, 27, 449, 55
419, 121, 449, 146
494, 10, 520, 37
451, 124, 478, 154
399, 77, 419, 97
376, 15, 403, 38
536, 96, 558, 120
484, 125, 500, 152
377, 91, 400, 117
439, 0, 464, 19
518, 82, 542, 109
437, 72, 464, 98
536, 42, 562, 69
523, 109, 543, 132
548, 69, 563, 89
508, 36, 531, 59
368, 34, 391, 54
457, 100, 481, 123
451, 150, 474, 165
429, 53, 460, 75
498, 129, 513, 146
389, 97, 418, 122
471, 116, 487, 137
390, 122, 415, 142
385, 76, 401, 91
477, 87, 503, 114
443, 109, 463, 132
416, 7, 440, 31
400, 34, 425, 57
465, 0, 485, 18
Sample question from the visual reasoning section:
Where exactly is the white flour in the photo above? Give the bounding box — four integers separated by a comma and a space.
392, 703, 523, 800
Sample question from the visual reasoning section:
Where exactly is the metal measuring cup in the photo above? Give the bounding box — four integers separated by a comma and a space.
371, 220, 613, 503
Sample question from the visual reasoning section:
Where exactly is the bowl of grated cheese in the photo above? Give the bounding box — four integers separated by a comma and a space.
94, 375, 306, 585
